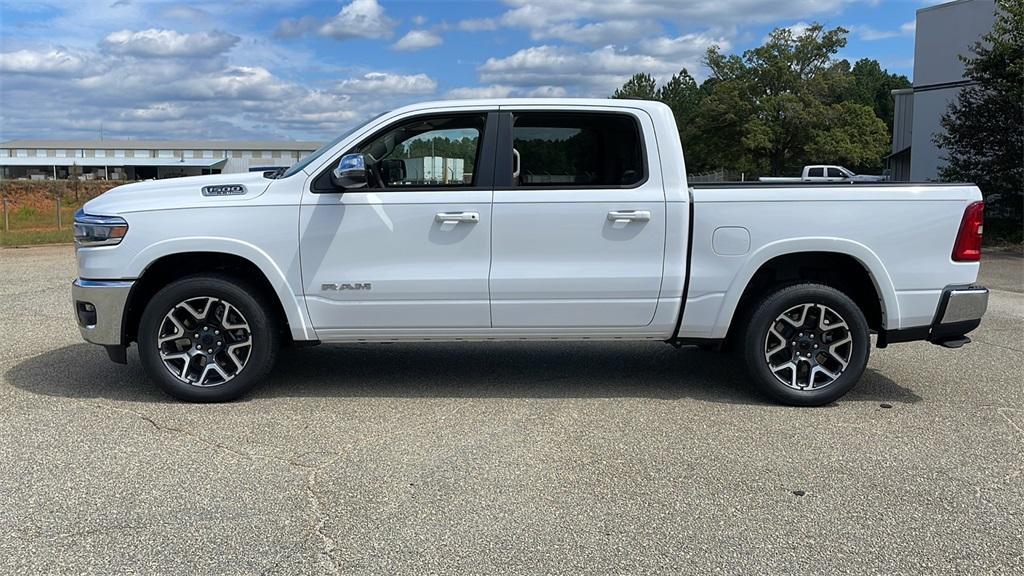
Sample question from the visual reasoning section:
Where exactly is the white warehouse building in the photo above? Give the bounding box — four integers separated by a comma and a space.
0, 139, 322, 181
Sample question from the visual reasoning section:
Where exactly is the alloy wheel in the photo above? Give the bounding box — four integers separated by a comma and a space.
763, 303, 853, 390
156, 296, 252, 387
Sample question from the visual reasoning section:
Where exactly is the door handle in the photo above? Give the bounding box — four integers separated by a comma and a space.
435, 211, 480, 224
607, 210, 651, 223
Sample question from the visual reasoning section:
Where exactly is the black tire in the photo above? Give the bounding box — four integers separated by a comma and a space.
741, 283, 869, 406
137, 274, 280, 402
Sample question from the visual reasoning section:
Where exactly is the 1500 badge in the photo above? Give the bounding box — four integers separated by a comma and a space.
322, 282, 372, 291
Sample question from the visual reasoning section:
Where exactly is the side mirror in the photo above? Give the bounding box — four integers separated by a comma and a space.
331, 153, 368, 189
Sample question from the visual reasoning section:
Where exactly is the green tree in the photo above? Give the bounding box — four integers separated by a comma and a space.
655, 69, 709, 171
935, 0, 1023, 237
844, 58, 911, 133
697, 24, 889, 175
612, 73, 657, 100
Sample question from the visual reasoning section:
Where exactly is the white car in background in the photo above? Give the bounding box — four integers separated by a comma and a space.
759, 165, 888, 183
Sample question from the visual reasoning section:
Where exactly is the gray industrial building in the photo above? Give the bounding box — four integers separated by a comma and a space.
0, 140, 321, 181
888, 0, 997, 181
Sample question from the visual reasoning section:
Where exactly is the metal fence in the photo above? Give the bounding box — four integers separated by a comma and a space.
0, 181, 116, 244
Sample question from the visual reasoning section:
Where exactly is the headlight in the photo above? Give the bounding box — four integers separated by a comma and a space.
73, 209, 129, 247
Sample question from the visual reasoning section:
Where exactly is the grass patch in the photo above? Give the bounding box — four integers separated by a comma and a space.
0, 228, 75, 247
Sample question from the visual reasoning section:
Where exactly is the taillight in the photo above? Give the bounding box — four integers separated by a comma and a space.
952, 201, 984, 262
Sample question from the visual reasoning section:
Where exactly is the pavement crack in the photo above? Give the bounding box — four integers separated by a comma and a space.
306, 458, 342, 576
971, 338, 1024, 353
996, 407, 1024, 439
87, 402, 258, 460
87, 401, 347, 574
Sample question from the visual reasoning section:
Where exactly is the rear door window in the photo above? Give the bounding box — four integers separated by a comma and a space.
807, 167, 824, 178
511, 113, 644, 188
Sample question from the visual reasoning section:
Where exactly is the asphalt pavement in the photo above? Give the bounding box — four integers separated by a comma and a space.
1, 245, 1021, 575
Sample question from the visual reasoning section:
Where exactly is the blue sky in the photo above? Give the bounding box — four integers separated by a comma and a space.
0, 0, 937, 141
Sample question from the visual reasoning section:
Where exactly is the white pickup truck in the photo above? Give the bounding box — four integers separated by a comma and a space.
72, 98, 989, 406
759, 165, 888, 183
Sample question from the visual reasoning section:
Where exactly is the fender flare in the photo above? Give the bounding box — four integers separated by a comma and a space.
127, 236, 316, 341
712, 237, 902, 337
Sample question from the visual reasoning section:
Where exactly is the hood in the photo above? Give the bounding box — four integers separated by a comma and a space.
83, 171, 275, 216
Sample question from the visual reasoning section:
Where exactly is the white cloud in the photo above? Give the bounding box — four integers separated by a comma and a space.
102, 29, 240, 58
117, 103, 188, 121
456, 18, 498, 32
338, 72, 437, 94
479, 44, 708, 94
639, 32, 729, 57
278, 0, 397, 41
445, 85, 515, 99
317, 0, 397, 40
498, 0, 868, 28
854, 19, 916, 41
527, 19, 661, 45
392, 30, 442, 51
0, 48, 88, 76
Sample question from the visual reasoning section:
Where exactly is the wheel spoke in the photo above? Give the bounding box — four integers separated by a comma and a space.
809, 365, 839, 388
770, 360, 800, 388
180, 297, 215, 322
766, 326, 788, 356
226, 338, 252, 372
828, 334, 852, 369
158, 314, 186, 345
161, 351, 194, 379
220, 302, 248, 330
778, 303, 811, 328
818, 305, 848, 333
198, 361, 230, 386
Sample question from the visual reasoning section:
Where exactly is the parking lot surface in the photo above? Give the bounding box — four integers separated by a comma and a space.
1, 245, 1022, 575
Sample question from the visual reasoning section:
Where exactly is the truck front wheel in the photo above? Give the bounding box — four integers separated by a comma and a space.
741, 283, 869, 406
137, 274, 280, 402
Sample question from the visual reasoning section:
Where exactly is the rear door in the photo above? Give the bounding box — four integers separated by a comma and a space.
805, 166, 825, 181
488, 107, 666, 328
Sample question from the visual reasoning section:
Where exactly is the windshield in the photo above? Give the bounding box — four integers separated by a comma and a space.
280, 111, 388, 178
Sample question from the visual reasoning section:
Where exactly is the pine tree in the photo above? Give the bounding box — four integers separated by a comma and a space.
935, 0, 1023, 240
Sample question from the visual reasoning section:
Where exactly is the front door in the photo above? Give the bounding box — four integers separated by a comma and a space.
300, 111, 496, 333
489, 108, 667, 328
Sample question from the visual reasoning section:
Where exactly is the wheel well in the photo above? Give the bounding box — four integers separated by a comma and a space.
123, 252, 290, 345
726, 252, 884, 344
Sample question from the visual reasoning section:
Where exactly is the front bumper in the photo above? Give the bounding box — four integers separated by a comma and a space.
879, 285, 989, 348
71, 279, 134, 347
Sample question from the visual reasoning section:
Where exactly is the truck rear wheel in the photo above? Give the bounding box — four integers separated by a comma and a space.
741, 283, 869, 406
137, 274, 280, 402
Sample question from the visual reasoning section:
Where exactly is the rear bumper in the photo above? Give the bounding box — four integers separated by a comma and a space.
879, 285, 988, 348
71, 279, 134, 347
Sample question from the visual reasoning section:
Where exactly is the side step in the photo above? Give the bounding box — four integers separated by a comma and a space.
935, 336, 971, 349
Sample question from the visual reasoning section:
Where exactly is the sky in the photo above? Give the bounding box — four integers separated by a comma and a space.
0, 0, 941, 142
